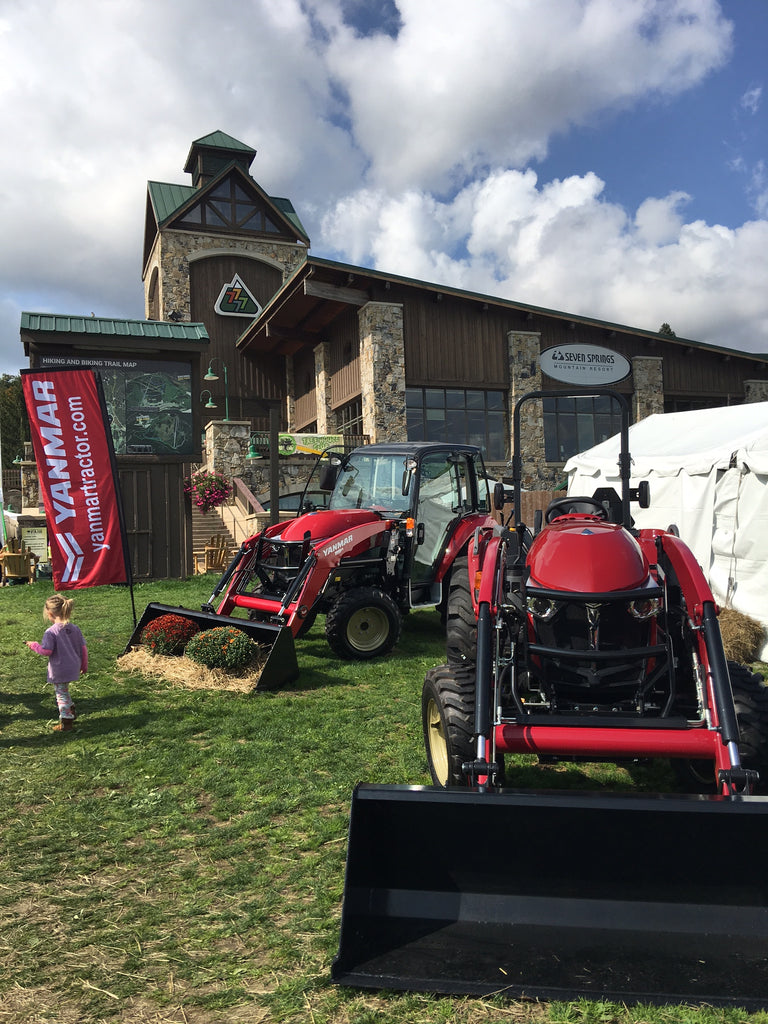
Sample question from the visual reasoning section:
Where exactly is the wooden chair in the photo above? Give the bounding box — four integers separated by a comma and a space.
0, 538, 39, 585
193, 535, 231, 574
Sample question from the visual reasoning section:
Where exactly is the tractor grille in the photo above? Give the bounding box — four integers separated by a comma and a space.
525, 588, 666, 710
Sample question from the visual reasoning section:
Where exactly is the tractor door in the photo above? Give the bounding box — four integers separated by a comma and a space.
409, 451, 473, 603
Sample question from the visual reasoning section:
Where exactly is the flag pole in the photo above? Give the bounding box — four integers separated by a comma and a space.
94, 373, 137, 627
0, 419, 7, 546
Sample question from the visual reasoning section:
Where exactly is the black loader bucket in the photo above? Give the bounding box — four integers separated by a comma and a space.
123, 603, 298, 691
332, 784, 768, 1009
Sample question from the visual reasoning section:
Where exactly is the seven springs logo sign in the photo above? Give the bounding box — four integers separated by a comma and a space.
540, 343, 631, 385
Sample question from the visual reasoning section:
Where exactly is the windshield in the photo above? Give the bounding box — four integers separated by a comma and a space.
329, 452, 410, 513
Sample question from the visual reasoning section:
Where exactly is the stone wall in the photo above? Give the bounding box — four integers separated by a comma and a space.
632, 356, 664, 420
507, 330, 555, 488
744, 380, 768, 403
358, 301, 407, 443
313, 341, 335, 434
202, 419, 318, 504
144, 231, 307, 321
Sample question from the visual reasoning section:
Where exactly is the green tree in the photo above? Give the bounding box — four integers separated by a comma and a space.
0, 375, 29, 470
658, 322, 677, 337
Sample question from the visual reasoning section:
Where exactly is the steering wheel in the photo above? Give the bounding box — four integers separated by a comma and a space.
545, 496, 608, 524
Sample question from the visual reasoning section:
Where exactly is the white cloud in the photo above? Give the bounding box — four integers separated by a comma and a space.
740, 84, 762, 114
318, 0, 732, 190
0, 0, 764, 379
322, 169, 768, 351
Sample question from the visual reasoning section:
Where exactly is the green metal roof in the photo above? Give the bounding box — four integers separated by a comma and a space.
147, 176, 308, 240
186, 130, 256, 161
21, 312, 209, 343
267, 196, 308, 239
147, 181, 197, 225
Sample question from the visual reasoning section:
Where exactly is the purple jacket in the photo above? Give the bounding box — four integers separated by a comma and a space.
28, 622, 88, 684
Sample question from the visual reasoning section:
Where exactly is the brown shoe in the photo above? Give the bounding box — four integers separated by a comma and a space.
53, 718, 74, 732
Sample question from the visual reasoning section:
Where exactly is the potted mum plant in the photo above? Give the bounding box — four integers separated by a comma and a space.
184, 468, 231, 514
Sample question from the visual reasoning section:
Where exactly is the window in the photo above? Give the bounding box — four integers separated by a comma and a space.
664, 396, 741, 413
406, 388, 507, 460
543, 394, 624, 463
177, 177, 282, 234
338, 399, 363, 436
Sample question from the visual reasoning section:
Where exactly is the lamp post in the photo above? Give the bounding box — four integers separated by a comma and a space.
200, 389, 217, 411
204, 358, 230, 422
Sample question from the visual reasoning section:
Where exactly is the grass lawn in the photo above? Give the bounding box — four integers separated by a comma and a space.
1, 577, 766, 1024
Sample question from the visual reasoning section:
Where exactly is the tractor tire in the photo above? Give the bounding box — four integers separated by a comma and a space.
325, 587, 401, 660
731, 662, 768, 786
422, 662, 476, 787
446, 554, 477, 668
672, 662, 768, 793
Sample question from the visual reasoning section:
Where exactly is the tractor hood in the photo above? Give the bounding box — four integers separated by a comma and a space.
527, 518, 650, 593
269, 507, 387, 543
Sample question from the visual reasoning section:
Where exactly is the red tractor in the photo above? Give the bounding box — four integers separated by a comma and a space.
202, 441, 496, 660
424, 389, 768, 794
332, 390, 768, 1007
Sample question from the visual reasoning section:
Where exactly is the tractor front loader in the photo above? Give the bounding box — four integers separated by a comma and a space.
128, 441, 495, 674
333, 390, 768, 1008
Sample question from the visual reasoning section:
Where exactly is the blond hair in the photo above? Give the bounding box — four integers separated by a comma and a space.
44, 594, 75, 622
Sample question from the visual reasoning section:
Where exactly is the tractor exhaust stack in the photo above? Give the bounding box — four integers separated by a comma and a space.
333, 784, 768, 1009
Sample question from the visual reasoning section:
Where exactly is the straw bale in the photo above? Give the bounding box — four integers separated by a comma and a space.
718, 607, 766, 664
117, 647, 265, 692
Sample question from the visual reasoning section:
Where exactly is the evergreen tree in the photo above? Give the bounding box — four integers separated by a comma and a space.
0, 375, 28, 469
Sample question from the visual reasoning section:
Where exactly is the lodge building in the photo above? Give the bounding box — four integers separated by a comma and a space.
19, 131, 768, 579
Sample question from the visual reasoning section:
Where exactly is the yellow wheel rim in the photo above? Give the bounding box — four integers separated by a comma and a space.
425, 696, 449, 785
346, 606, 390, 653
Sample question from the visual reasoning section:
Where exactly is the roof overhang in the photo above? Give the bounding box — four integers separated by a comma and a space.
236, 260, 372, 357
235, 256, 768, 367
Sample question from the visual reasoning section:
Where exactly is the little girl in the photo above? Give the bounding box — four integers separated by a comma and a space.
27, 594, 88, 732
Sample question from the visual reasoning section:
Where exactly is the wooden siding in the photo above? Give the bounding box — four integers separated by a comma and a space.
293, 345, 317, 428
190, 253, 286, 426
329, 308, 361, 409
658, 342, 756, 398
402, 294, 509, 387
118, 463, 189, 579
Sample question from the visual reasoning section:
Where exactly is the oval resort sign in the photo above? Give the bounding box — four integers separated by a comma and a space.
540, 343, 631, 386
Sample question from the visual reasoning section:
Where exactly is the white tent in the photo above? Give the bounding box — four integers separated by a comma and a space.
565, 402, 768, 660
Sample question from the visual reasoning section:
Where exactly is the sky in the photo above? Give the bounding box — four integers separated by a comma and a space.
0, 0, 766, 377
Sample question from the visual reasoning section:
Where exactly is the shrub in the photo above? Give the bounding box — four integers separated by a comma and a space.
141, 614, 200, 655
184, 626, 256, 671
184, 469, 231, 514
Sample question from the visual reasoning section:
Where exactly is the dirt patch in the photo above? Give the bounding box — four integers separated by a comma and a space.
117, 648, 265, 693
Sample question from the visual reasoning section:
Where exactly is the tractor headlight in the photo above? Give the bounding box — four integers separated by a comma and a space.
628, 597, 661, 621
527, 595, 559, 621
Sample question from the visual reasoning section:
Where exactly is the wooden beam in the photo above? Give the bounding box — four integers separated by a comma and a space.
303, 278, 368, 306
266, 323, 317, 345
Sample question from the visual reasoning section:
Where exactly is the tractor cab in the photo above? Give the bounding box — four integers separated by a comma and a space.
304, 442, 492, 604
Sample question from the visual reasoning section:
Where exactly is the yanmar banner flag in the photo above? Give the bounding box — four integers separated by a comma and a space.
22, 368, 130, 590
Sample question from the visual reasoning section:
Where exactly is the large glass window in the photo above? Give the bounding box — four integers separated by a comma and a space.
406, 388, 507, 460
177, 177, 282, 234
543, 394, 624, 462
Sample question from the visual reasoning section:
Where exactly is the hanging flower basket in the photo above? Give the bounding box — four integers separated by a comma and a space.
184, 469, 231, 514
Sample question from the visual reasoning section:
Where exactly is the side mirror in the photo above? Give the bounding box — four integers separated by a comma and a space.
493, 481, 506, 512
402, 458, 417, 497
629, 480, 651, 508
319, 463, 339, 491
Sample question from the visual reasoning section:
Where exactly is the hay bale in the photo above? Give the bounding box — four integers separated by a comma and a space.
117, 647, 266, 692
718, 607, 766, 664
